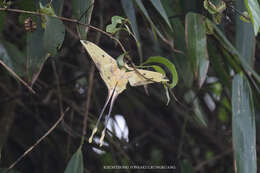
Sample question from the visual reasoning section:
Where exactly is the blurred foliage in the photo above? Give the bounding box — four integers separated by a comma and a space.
0, 0, 260, 173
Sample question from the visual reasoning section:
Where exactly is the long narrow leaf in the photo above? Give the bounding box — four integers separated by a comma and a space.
121, 0, 143, 62
73, 0, 94, 38
161, 0, 194, 88
150, 0, 173, 30
211, 20, 260, 82
185, 13, 209, 88
244, 0, 260, 35
134, 0, 166, 41
121, 0, 140, 42
236, 0, 255, 66
232, 74, 256, 173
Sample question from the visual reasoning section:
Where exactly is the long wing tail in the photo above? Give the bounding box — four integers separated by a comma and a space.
88, 89, 114, 143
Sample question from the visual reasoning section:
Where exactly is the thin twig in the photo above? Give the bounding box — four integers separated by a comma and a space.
81, 63, 95, 145
0, 7, 161, 85
5, 107, 70, 173
51, 60, 63, 114
80, 0, 95, 146
0, 7, 127, 54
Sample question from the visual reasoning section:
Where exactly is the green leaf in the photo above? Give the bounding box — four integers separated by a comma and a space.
64, 148, 84, 173
161, 0, 194, 88
27, 17, 50, 85
106, 23, 119, 34
150, 0, 173, 30
106, 16, 127, 34
121, 0, 143, 62
111, 15, 126, 24
150, 65, 170, 105
121, 0, 140, 39
121, 0, 140, 41
116, 52, 128, 68
0, 41, 35, 92
73, 0, 94, 38
184, 90, 208, 127
208, 43, 231, 88
134, 0, 166, 41
236, 0, 255, 67
43, 16, 65, 55
244, 0, 260, 35
0, 41, 26, 77
150, 65, 166, 75
210, 20, 260, 83
232, 74, 256, 173
142, 56, 178, 88
185, 13, 209, 88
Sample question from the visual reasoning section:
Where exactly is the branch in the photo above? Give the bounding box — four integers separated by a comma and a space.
0, 7, 127, 53
5, 107, 70, 173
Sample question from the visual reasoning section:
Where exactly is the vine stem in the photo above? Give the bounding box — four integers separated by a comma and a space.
0, 7, 127, 53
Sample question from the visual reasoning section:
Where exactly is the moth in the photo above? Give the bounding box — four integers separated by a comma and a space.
80, 40, 169, 146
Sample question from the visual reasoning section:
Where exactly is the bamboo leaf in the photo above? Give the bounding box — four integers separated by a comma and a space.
210, 20, 260, 83
236, 0, 255, 66
73, 0, 94, 38
134, 0, 166, 41
121, 0, 140, 41
121, 0, 143, 62
185, 13, 209, 88
150, 0, 173, 30
232, 74, 256, 173
244, 0, 260, 35
184, 90, 208, 127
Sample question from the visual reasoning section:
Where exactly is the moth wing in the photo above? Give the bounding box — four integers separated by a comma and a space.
100, 64, 120, 90
127, 69, 169, 86
81, 40, 121, 90
80, 40, 118, 72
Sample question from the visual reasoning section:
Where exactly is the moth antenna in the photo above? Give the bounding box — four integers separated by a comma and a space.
88, 89, 113, 143
99, 89, 119, 147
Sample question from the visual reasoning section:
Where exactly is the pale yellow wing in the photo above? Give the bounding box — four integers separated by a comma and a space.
80, 40, 118, 71
126, 69, 169, 86
80, 40, 118, 89
80, 40, 128, 93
